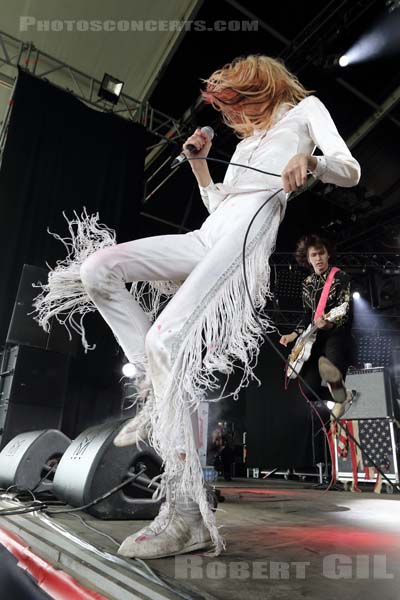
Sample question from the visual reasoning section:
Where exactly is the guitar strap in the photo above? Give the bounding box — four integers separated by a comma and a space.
314, 267, 340, 321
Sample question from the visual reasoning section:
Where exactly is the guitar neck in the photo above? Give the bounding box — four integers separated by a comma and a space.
300, 303, 347, 343
303, 323, 318, 340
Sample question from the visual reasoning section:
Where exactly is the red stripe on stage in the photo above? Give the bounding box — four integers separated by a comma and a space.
0, 526, 108, 600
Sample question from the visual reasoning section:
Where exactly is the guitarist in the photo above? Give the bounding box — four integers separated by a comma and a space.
279, 234, 353, 419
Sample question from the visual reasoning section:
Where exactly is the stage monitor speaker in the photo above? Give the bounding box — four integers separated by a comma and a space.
0, 430, 71, 493
0, 345, 69, 449
53, 421, 163, 520
6, 264, 78, 355
345, 368, 394, 419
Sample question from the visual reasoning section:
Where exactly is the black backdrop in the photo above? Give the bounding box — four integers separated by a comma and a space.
245, 333, 328, 469
0, 69, 145, 341
0, 69, 146, 436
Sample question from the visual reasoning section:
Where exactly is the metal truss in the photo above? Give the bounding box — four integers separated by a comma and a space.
329, 207, 400, 250
1, 5, 399, 236
269, 306, 400, 332
0, 29, 184, 151
225, 0, 400, 131
269, 251, 400, 330
271, 252, 400, 272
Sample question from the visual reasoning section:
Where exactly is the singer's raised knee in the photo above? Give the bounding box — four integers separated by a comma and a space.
80, 251, 119, 299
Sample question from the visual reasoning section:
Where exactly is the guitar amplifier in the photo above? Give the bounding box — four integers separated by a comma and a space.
344, 367, 395, 419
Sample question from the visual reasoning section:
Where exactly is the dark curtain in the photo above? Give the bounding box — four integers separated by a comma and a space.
0, 69, 146, 437
245, 333, 328, 469
0, 68, 145, 343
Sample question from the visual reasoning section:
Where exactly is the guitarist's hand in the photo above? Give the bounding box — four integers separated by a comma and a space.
315, 317, 334, 330
279, 332, 298, 346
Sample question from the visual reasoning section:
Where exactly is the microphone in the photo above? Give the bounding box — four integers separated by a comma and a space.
170, 126, 214, 169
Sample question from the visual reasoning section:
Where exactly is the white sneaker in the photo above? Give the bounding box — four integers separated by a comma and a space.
113, 415, 149, 447
331, 389, 353, 420
114, 373, 153, 447
121, 501, 170, 543
117, 509, 213, 559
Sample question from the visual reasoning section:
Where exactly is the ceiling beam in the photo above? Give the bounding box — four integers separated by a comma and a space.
346, 85, 400, 149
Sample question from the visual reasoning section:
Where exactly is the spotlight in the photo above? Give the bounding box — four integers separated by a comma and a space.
326, 400, 335, 410
338, 7, 400, 66
339, 54, 349, 67
122, 362, 137, 378
98, 73, 124, 105
353, 291, 361, 300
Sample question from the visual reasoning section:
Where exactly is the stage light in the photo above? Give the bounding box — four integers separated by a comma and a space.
98, 73, 124, 105
353, 291, 361, 300
338, 7, 400, 66
339, 54, 349, 67
122, 362, 137, 378
326, 400, 335, 410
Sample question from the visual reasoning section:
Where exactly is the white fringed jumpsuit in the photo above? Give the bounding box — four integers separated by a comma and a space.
77, 96, 360, 553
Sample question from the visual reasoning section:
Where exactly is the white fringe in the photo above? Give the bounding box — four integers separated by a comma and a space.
146, 200, 280, 556
32, 210, 117, 351
129, 280, 181, 324
34, 203, 280, 556
33, 209, 183, 351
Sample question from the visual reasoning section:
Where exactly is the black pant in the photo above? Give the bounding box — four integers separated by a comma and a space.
300, 329, 354, 403
297, 330, 354, 465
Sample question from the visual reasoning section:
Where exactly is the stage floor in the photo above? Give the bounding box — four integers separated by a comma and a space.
1, 478, 400, 600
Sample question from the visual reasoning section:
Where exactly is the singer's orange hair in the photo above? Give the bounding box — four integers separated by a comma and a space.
202, 55, 313, 138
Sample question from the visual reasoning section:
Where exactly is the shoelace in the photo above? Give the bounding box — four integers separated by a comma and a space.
148, 501, 171, 533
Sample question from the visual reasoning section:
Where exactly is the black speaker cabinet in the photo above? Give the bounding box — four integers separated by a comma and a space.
0, 345, 69, 449
6, 264, 78, 355
345, 367, 394, 419
53, 421, 163, 520
0, 429, 71, 493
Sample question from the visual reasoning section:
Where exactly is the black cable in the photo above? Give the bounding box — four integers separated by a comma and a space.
0, 470, 148, 517
177, 155, 282, 179
0, 467, 148, 519
45, 468, 147, 515
178, 155, 400, 493
239, 187, 400, 494
0, 500, 47, 516
4, 484, 36, 502
31, 462, 58, 493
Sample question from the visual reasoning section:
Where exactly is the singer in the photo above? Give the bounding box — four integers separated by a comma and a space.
37, 55, 360, 558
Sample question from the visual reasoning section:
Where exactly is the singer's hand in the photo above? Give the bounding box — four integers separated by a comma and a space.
182, 128, 212, 170
281, 154, 317, 193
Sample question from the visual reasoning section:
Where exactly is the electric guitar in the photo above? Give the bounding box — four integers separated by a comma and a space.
286, 301, 349, 380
